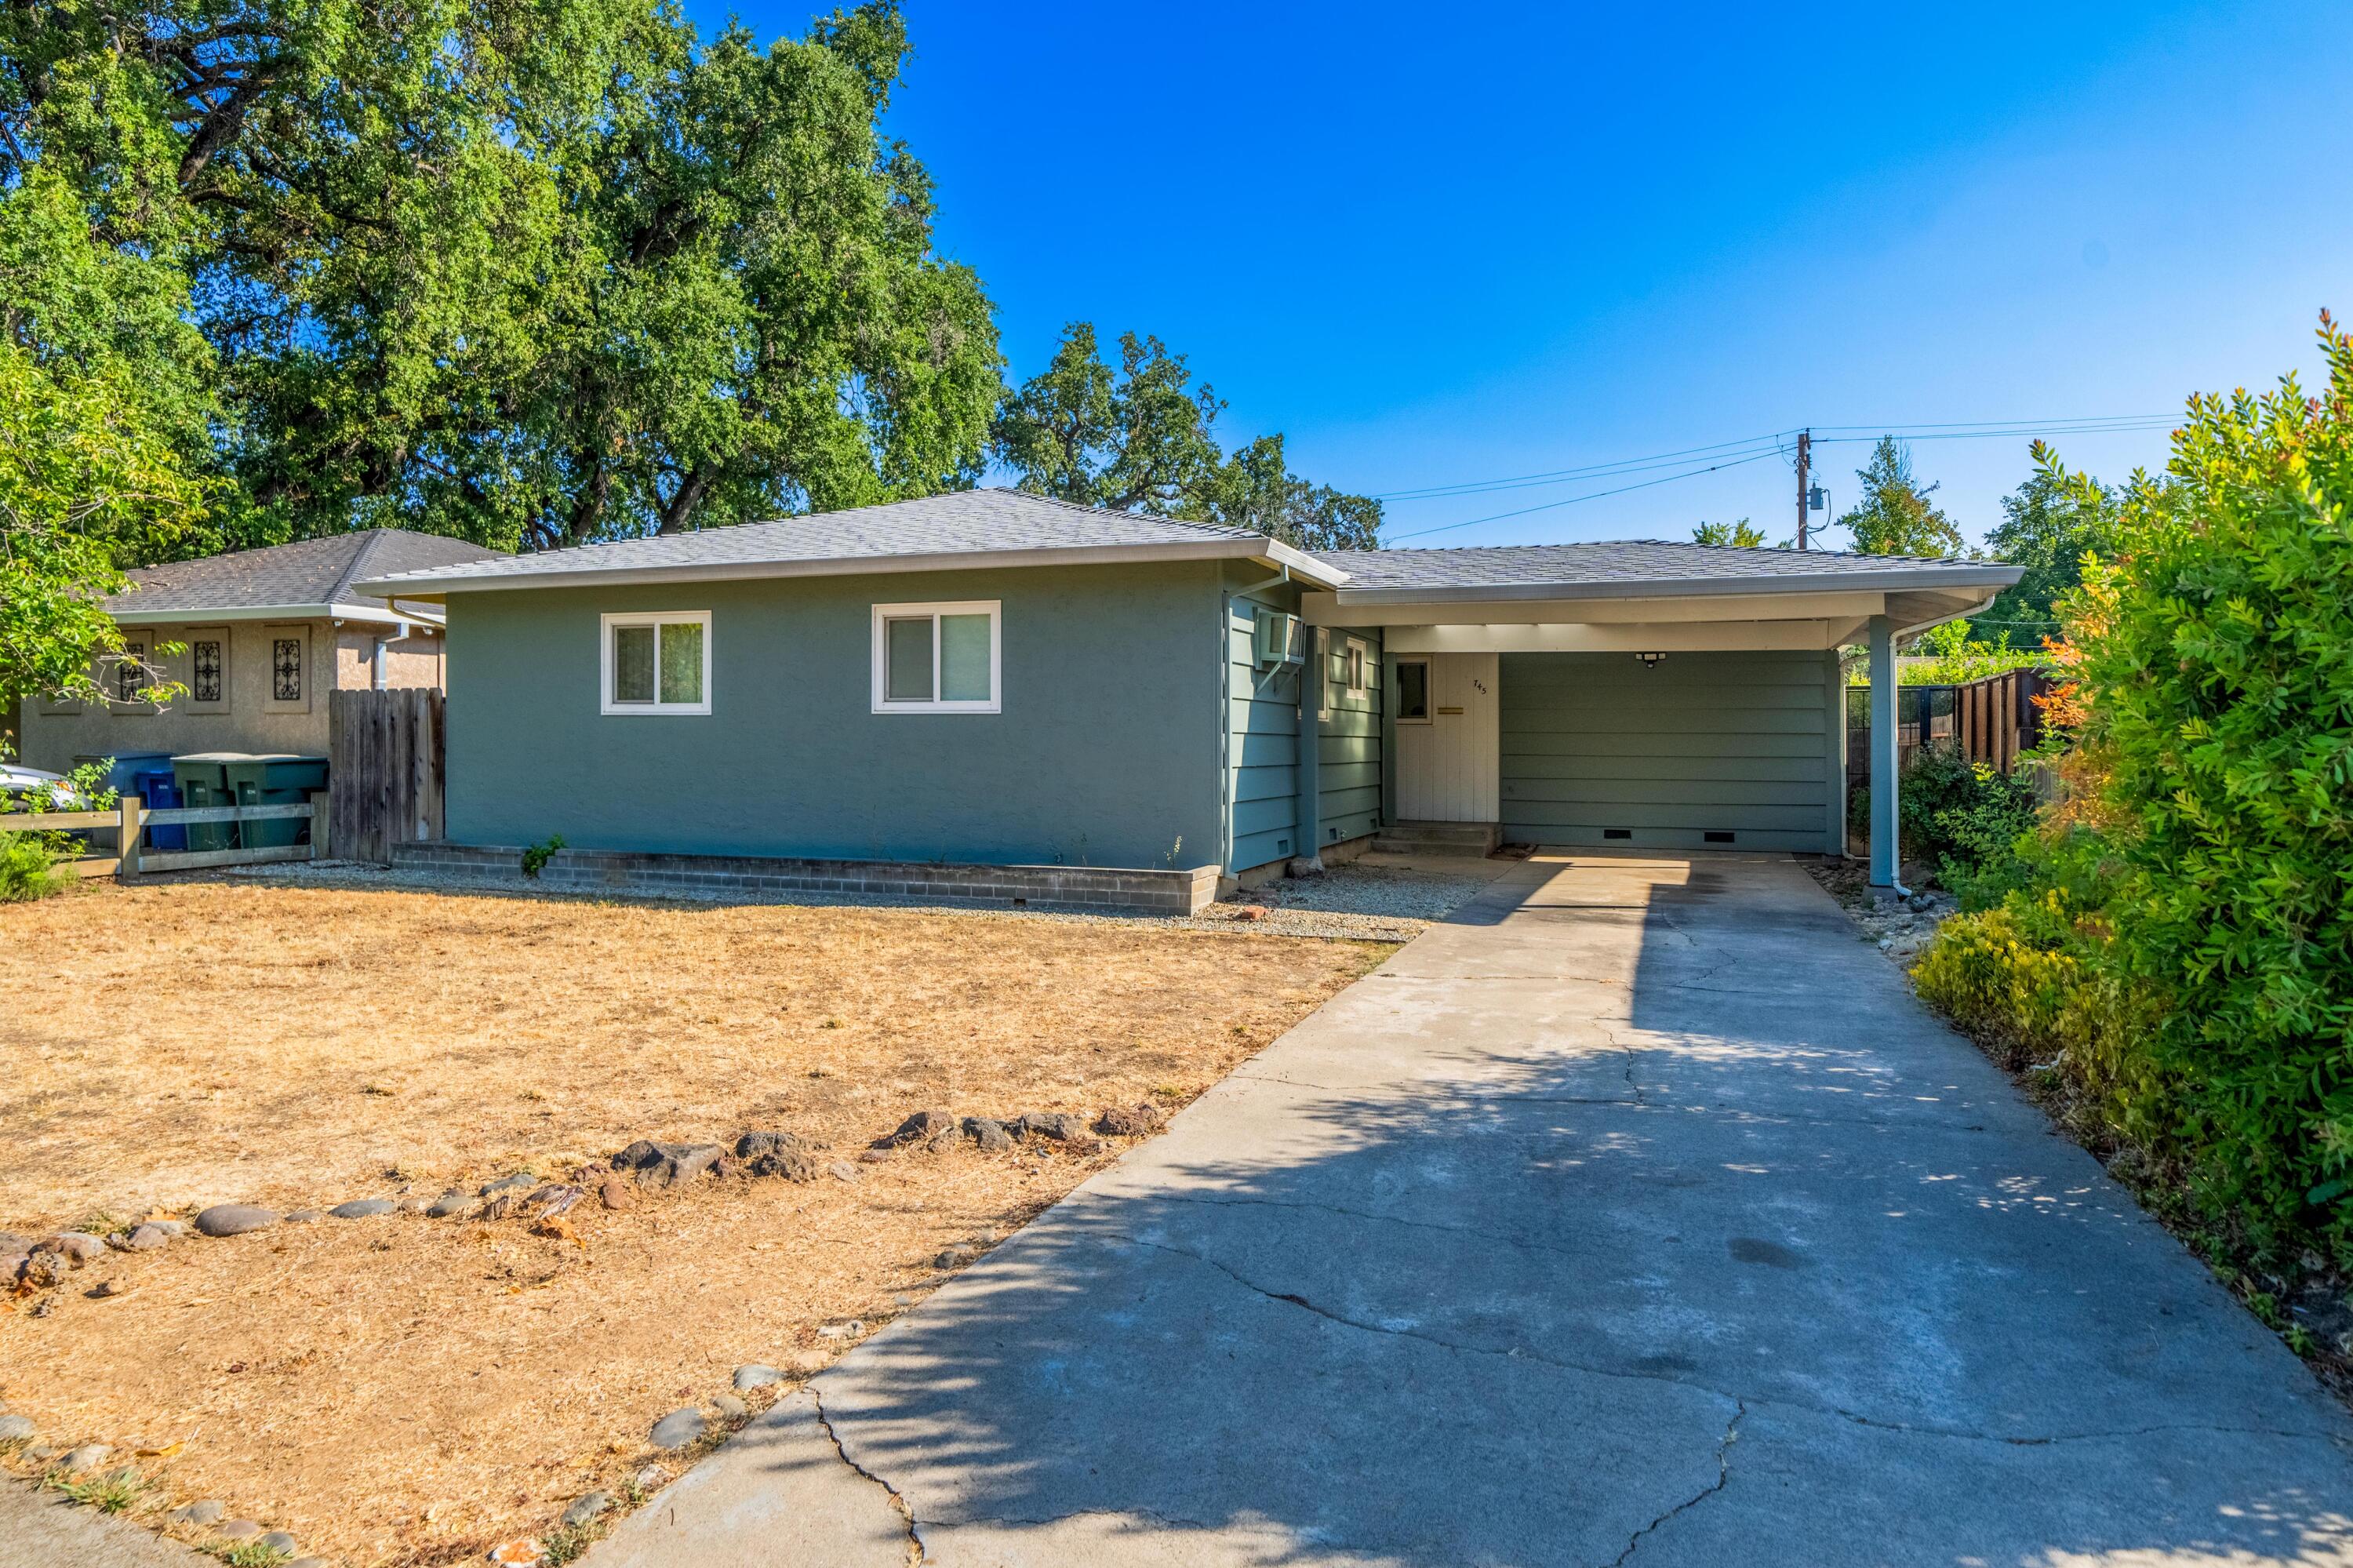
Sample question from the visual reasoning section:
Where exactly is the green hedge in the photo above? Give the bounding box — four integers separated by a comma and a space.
1915, 315, 2353, 1261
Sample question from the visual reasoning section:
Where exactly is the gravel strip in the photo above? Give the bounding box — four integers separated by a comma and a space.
198, 857, 1491, 944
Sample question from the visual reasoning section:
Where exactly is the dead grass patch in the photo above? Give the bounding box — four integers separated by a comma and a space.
0, 882, 1385, 1564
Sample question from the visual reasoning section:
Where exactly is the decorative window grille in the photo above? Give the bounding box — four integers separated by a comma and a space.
273, 638, 303, 702
193, 640, 223, 704
117, 642, 146, 702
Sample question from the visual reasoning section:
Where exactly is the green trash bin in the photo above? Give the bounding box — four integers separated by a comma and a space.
170, 753, 242, 852
223, 755, 329, 848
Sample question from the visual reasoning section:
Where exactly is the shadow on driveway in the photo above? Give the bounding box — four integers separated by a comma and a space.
592, 852, 2353, 1568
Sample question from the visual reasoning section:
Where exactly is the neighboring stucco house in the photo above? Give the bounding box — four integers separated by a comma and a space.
355, 490, 2017, 897
18, 529, 501, 776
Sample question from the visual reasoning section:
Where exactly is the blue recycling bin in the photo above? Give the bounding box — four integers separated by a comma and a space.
72, 752, 173, 798
136, 770, 186, 851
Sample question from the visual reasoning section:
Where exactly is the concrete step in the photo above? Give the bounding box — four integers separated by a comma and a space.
1371, 821, 1500, 857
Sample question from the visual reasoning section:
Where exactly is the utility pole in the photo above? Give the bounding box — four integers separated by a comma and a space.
1795, 427, 1812, 551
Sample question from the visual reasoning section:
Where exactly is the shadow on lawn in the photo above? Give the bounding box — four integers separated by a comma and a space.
643, 853, 2353, 1567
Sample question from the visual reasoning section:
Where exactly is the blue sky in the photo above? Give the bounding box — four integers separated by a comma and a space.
690, 2, 2353, 551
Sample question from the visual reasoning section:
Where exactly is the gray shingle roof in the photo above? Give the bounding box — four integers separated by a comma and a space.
111, 529, 504, 615
1317, 540, 2006, 594
358, 489, 1281, 592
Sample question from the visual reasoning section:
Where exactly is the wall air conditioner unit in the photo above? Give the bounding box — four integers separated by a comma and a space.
1253, 606, 1304, 669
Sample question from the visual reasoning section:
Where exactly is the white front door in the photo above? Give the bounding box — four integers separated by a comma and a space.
1395, 652, 1500, 821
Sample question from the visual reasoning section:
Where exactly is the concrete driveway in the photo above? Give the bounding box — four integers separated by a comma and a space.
592, 851, 2353, 1567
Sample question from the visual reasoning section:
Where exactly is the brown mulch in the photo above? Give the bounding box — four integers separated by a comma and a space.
0, 882, 1387, 1564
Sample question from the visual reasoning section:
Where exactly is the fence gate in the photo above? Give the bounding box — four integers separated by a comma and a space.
329, 688, 445, 864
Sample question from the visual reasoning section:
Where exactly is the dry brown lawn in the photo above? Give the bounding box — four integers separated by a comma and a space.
0, 880, 1385, 1565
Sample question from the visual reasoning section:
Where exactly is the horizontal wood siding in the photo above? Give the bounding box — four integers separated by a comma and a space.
1227, 590, 1300, 871
1318, 627, 1383, 847
1500, 650, 1838, 853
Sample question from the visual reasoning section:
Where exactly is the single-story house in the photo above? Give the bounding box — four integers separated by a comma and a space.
354, 490, 2018, 904
18, 529, 501, 777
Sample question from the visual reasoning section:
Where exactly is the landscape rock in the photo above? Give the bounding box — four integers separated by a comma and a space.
712, 1393, 748, 1420
58, 1442, 110, 1471
826, 1161, 860, 1183
394, 1195, 431, 1214
23, 1442, 54, 1461
632, 1464, 666, 1493
598, 1178, 635, 1211
48, 1232, 107, 1263
523, 1184, 584, 1217
16, 1253, 63, 1290
648, 1407, 705, 1450
875, 1110, 955, 1149
89, 1278, 125, 1298
735, 1130, 806, 1160
169, 1500, 224, 1526
481, 1172, 539, 1198
195, 1204, 279, 1238
427, 1189, 471, 1218
0, 1413, 34, 1442
283, 1209, 322, 1224
616, 1142, 722, 1188
214, 1519, 262, 1540
732, 1364, 782, 1391
1095, 1102, 1166, 1137
856, 1148, 891, 1163
257, 1531, 300, 1554
962, 1116, 1014, 1151
561, 1491, 613, 1529
329, 1199, 398, 1220
475, 1195, 518, 1221
1015, 1112, 1082, 1142
747, 1146, 819, 1181
933, 1245, 973, 1269
113, 1224, 168, 1253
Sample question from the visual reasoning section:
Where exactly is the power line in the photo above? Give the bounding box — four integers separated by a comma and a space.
1385, 449, 1784, 542
1380, 414, 2173, 506
1373, 431, 1790, 501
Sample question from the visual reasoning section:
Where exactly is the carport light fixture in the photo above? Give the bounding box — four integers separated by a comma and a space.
1635, 652, 1667, 668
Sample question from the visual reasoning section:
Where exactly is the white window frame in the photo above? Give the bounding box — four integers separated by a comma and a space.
871, 599, 1002, 715
1395, 657, 1433, 725
599, 610, 713, 717
1344, 638, 1370, 700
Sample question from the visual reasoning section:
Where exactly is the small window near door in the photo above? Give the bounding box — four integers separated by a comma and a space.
1396, 660, 1431, 723
1344, 638, 1369, 699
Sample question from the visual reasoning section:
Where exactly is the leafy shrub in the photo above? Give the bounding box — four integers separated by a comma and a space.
0, 826, 71, 901
2035, 314, 2353, 1255
1887, 746, 2039, 881
521, 834, 566, 878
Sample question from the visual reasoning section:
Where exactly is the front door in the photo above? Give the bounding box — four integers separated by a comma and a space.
1395, 652, 1499, 822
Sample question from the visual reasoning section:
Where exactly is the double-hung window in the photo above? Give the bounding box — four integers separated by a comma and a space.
601, 611, 711, 715
871, 601, 1000, 714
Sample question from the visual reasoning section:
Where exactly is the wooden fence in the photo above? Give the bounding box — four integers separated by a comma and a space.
1847, 667, 2051, 795
329, 687, 445, 865
2, 795, 329, 878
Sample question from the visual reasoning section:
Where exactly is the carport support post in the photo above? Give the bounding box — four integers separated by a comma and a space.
1867, 613, 1900, 890
1293, 627, 1324, 871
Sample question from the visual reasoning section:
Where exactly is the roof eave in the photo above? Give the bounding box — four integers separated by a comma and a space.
355, 537, 1350, 601
106, 600, 432, 627
1326, 563, 2021, 606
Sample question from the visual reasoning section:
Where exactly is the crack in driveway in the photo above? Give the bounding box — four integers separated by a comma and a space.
1609, 1401, 1744, 1566
810, 1388, 928, 1568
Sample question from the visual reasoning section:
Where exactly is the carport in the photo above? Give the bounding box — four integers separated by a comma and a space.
1301, 543, 2021, 887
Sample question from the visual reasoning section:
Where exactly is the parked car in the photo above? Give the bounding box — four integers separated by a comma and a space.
0, 762, 78, 810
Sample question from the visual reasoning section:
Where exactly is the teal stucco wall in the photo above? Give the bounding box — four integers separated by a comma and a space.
1498, 648, 1842, 853
442, 562, 1225, 871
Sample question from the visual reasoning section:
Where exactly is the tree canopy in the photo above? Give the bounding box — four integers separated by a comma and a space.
1691, 518, 1768, 547
992, 322, 1381, 551
1976, 446, 2127, 632
0, 0, 1000, 556
1832, 436, 1966, 557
